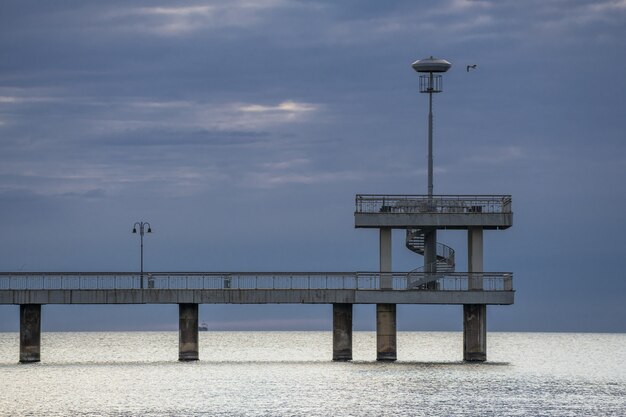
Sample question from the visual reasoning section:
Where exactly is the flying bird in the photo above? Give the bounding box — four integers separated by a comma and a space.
466, 64, 477, 72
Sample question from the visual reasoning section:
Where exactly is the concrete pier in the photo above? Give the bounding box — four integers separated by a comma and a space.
19, 304, 41, 363
332, 303, 353, 361
464, 226, 487, 361
376, 303, 397, 361
178, 303, 199, 361
463, 304, 486, 361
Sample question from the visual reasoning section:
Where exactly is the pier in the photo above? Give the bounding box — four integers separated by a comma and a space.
1, 57, 515, 364
1, 194, 513, 363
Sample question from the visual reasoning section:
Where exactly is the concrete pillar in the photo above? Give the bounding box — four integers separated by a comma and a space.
423, 228, 438, 289
20, 304, 41, 363
376, 303, 397, 361
179, 303, 199, 361
379, 227, 392, 289
468, 227, 483, 290
463, 304, 486, 361
332, 303, 352, 361
377, 227, 396, 361
464, 226, 486, 361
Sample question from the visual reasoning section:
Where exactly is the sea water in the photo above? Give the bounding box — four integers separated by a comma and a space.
0, 332, 624, 416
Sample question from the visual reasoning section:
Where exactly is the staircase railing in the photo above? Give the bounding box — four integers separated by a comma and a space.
405, 228, 456, 288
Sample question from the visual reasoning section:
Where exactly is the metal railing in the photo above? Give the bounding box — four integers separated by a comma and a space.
355, 194, 512, 214
0, 272, 513, 292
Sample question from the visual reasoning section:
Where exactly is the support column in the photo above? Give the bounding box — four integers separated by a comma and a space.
376, 303, 397, 361
20, 304, 41, 363
332, 303, 352, 361
464, 226, 486, 361
379, 228, 392, 289
377, 227, 396, 361
463, 304, 486, 361
179, 303, 199, 361
423, 228, 438, 289
468, 227, 483, 290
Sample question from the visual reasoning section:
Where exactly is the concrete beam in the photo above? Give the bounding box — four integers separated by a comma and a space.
332, 303, 352, 361
20, 304, 41, 363
179, 303, 199, 361
2, 289, 514, 305
376, 303, 396, 361
355, 212, 512, 229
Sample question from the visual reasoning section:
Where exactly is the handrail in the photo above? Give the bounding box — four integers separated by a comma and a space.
355, 194, 512, 214
0, 272, 513, 291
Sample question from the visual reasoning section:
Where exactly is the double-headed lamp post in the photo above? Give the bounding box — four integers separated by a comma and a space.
132, 221, 152, 288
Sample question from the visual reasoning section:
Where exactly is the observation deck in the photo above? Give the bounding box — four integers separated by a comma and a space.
355, 194, 512, 229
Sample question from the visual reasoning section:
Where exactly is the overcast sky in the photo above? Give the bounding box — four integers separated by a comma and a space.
1, 0, 625, 332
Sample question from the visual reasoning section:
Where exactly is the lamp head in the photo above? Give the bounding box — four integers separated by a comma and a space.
411, 56, 452, 73
147, 227, 152, 233
132, 227, 137, 234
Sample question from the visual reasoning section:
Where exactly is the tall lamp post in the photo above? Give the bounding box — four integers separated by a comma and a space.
411, 56, 452, 197
411, 56, 451, 280
132, 221, 152, 288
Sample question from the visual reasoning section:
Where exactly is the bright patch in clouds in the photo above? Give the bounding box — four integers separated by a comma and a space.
118, 1, 287, 35
239, 101, 317, 113
140, 6, 215, 17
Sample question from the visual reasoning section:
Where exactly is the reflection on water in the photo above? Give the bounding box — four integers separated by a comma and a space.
0, 332, 624, 416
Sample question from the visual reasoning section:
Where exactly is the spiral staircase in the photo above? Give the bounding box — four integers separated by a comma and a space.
405, 228, 455, 288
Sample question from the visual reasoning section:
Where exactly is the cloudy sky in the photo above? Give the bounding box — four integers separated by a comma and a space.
1, 0, 625, 332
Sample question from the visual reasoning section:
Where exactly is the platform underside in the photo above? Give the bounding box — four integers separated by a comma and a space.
354, 213, 512, 229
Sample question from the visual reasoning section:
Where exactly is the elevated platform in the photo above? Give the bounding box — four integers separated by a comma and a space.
355, 194, 513, 229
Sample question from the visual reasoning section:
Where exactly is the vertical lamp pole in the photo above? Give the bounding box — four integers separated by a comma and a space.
411, 57, 451, 282
411, 56, 452, 197
132, 221, 152, 289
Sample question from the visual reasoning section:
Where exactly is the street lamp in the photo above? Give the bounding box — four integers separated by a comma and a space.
411, 56, 451, 283
132, 221, 152, 288
411, 56, 451, 197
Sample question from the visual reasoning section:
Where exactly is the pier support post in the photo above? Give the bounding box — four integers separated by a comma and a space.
179, 303, 199, 361
376, 303, 397, 361
463, 304, 486, 361
332, 303, 353, 361
19, 304, 41, 363
464, 226, 486, 361
377, 227, 396, 361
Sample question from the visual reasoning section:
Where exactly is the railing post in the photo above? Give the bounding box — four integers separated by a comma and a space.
504, 274, 513, 291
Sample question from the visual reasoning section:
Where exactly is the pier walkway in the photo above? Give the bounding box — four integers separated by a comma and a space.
1, 271, 513, 363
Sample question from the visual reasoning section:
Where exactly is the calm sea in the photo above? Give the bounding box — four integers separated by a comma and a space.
0, 331, 624, 416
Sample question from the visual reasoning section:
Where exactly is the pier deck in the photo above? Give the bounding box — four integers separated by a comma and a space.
0, 272, 513, 305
